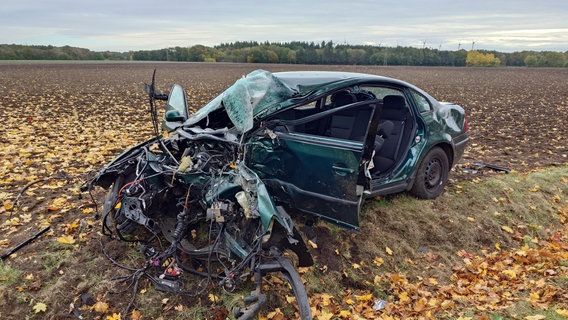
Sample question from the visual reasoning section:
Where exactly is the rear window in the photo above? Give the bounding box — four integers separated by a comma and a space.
410, 89, 432, 113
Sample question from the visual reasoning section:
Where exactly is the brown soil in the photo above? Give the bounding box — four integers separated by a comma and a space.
0, 62, 567, 319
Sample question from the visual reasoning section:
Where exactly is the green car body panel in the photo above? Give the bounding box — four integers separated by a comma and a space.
160, 70, 468, 230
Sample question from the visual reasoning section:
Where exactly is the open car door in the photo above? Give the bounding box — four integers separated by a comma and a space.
249, 100, 380, 230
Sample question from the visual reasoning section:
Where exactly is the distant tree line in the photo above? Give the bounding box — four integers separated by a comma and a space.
0, 44, 124, 60
1, 42, 567, 67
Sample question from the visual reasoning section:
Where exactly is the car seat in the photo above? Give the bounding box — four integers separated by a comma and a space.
372, 95, 410, 173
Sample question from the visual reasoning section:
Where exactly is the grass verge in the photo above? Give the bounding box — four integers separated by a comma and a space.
293, 165, 568, 319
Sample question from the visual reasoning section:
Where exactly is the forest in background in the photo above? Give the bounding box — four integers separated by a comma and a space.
1, 41, 567, 67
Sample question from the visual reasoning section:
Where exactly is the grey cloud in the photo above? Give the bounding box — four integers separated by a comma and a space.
1, 0, 566, 52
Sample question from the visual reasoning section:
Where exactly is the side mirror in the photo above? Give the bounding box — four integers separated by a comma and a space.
164, 110, 186, 122
163, 84, 189, 131
165, 84, 189, 120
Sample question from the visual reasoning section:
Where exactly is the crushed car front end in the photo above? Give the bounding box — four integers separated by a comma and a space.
84, 70, 314, 319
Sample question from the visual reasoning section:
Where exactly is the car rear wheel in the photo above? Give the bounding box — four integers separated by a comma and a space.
410, 147, 449, 199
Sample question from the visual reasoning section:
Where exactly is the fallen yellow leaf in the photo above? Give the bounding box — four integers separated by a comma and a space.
556, 309, 568, 317
318, 309, 333, 320
414, 297, 428, 312
65, 220, 80, 233
308, 239, 318, 249
48, 197, 67, 211
106, 313, 121, 320
33, 302, 47, 313
355, 293, 373, 302
208, 293, 218, 302
373, 257, 384, 267
93, 301, 109, 313
428, 298, 439, 307
131, 310, 142, 320
320, 293, 333, 306
440, 299, 454, 309
501, 225, 514, 234
502, 269, 517, 279
524, 315, 546, 320
82, 207, 95, 214
398, 291, 410, 303
56, 235, 76, 245
385, 246, 393, 255
297, 267, 311, 274
338, 309, 351, 318
3, 200, 14, 211
266, 308, 283, 318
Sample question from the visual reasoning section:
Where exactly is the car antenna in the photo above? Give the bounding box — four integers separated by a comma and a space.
145, 69, 161, 139
144, 69, 179, 165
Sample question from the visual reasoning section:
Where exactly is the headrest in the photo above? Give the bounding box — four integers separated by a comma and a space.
383, 95, 406, 110
331, 91, 356, 107
356, 91, 375, 101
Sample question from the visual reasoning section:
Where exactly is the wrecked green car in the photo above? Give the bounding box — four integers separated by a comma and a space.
164, 69, 468, 229
85, 69, 468, 319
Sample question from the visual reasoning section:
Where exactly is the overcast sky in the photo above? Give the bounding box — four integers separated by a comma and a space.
1, 0, 567, 52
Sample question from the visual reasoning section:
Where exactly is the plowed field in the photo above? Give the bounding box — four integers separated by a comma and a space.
1, 62, 567, 319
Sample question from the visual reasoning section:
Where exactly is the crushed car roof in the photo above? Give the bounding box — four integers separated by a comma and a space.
182, 70, 414, 133
183, 70, 296, 132
273, 71, 391, 93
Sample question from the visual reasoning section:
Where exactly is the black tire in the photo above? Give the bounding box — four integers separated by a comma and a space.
102, 175, 137, 236
102, 176, 123, 232
279, 258, 312, 320
409, 147, 449, 199
234, 256, 312, 320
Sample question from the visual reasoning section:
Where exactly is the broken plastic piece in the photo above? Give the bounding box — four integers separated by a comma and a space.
153, 278, 180, 293
1, 226, 50, 260
235, 191, 252, 219
372, 299, 387, 311
70, 303, 83, 319
473, 161, 511, 173
80, 292, 96, 306
178, 156, 193, 172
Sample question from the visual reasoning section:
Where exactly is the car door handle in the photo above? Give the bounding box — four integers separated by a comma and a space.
332, 164, 355, 175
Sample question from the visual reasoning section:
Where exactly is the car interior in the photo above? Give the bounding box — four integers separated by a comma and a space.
372, 95, 412, 174
268, 87, 415, 177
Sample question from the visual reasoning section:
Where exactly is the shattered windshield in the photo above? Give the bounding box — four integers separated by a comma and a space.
183, 69, 297, 133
